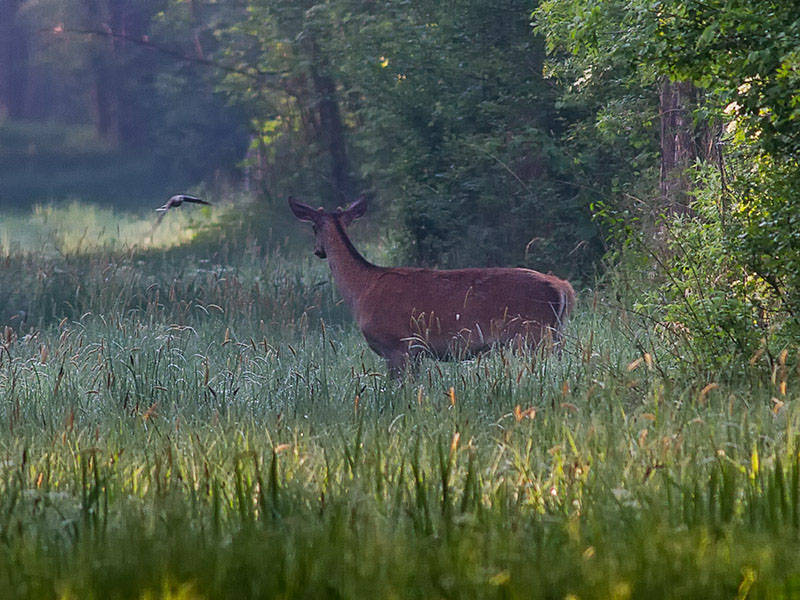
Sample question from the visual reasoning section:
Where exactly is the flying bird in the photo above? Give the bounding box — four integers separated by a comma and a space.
153, 194, 211, 228
156, 194, 210, 213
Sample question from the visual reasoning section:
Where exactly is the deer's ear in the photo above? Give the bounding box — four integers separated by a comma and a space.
341, 194, 368, 226
288, 197, 319, 222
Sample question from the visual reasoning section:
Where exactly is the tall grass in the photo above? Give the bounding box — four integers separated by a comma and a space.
0, 201, 218, 254
0, 201, 798, 598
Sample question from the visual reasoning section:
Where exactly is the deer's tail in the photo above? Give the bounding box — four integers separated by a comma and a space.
555, 282, 575, 327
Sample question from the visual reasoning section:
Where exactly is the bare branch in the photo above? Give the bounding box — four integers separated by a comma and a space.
42, 25, 286, 85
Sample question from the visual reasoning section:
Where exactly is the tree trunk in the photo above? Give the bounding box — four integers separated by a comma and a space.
307, 39, 354, 204
82, 0, 121, 147
0, 0, 30, 119
659, 79, 697, 216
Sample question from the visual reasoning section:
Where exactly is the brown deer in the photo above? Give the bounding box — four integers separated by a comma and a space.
289, 195, 575, 378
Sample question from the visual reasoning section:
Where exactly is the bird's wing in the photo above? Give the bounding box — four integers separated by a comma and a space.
181, 195, 211, 205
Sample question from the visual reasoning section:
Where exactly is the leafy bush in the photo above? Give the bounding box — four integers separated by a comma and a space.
622, 159, 796, 370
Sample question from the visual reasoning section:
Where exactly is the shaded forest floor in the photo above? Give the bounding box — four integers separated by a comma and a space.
0, 201, 798, 599
0, 122, 198, 209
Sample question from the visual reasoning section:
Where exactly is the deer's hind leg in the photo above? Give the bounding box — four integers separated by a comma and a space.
385, 352, 409, 380
365, 336, 413, 381
386, 350, 426, 381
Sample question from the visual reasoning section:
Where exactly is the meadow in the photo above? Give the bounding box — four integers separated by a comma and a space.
0, 201, 798, 599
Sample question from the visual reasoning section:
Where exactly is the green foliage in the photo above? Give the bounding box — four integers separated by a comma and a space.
729, 156, 800, 331
634, 168, 769, 366
534, 0, 663, 184
618, 156, 799, 369
652, 0, 800, 157
537, 0, 800, 359
192, 0, 620, 275
334, 0, 601, 273
650, 0, 800, 350
206, 0, 358, 204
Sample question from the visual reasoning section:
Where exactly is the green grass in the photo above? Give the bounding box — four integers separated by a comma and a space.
0, 201, 799, 599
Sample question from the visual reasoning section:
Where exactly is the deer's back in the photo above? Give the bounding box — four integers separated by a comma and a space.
354, 266, 573, 354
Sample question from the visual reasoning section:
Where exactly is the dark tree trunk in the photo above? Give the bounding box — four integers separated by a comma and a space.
659, 79, 697, 216
82, 0, 122, 146
0, 0, 30, 119
89, 57, 121, 146
187, 0, 205, 59
307, 40, 354, 204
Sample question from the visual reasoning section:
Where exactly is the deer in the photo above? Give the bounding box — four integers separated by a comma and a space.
289, 195, 575, 379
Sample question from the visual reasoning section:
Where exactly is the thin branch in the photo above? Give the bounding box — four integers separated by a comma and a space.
42, 25, 287, 85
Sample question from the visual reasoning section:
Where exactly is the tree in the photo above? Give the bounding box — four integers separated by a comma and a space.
0, 0, 31, 119
537, 0, 800, 350
208, 0, 356, 204
660, 0, 800, 326
535, 0, 716, 217
19, 0, 249, 190
330, 0, 602, 274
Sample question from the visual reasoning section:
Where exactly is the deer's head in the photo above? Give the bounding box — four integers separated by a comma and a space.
288, 195, 368, 259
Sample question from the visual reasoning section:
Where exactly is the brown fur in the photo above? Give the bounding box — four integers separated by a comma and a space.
289, 196, 575, 378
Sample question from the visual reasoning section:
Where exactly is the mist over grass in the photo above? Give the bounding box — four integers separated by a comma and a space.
0, 200, 798, 599
0, 201, 218, 255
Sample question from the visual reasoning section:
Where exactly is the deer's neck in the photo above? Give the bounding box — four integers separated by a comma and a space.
324, 221, 376, 314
